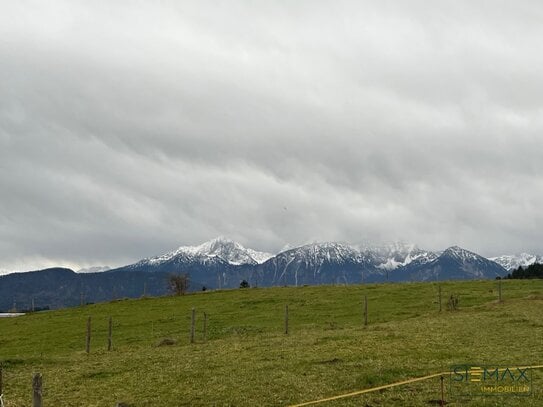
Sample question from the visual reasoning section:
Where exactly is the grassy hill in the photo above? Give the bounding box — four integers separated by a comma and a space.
1, 280, 543, 406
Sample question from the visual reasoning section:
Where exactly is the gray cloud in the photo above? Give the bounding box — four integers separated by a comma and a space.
1, 1, 543, 271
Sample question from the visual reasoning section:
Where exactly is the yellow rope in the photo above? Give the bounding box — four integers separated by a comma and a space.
289, 365, 543, 407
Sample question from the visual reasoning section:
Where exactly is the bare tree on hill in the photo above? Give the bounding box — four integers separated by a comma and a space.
168, 273, 189, 296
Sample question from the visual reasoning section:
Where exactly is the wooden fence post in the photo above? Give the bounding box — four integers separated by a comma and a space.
284, 304, 289, 335
364, 295, 368, 326
440, 375, 445, 406
108, 317, 113, 351
190, 308, 196, 344
32, 373, 42, 407
86, 316, 91, 354
203, 312, 207, 343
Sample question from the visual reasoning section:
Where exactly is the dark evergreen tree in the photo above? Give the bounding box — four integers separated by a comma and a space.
506, 263, 543, 279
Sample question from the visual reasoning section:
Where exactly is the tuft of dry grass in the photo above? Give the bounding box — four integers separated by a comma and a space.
155, 338, 177, 347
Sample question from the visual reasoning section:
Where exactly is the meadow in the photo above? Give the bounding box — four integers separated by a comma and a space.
1, 279, 542, 406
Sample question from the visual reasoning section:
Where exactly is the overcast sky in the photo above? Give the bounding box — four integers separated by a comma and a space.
1, 1, 543, 272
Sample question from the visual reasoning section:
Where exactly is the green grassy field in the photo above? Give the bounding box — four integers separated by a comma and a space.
1, 279, 543, 406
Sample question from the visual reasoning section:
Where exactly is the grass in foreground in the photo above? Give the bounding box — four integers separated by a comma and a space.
1, 279, 543, 406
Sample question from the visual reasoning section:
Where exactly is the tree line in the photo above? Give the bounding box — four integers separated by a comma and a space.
504, 263, 543, 279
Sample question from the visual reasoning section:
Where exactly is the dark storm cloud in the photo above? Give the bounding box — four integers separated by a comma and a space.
1, 1, 543, 271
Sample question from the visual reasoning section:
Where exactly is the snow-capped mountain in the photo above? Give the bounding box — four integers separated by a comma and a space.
489, 253, 543, 271
110, 237, 274, 289
392, 246, 506, 281
256, 242, 382, 286
137, 237, 273, 267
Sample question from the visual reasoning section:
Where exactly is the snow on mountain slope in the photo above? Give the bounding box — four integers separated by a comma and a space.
365, 242, 438, 270
77, 266, 111, 273
275, 242, 367, 265
443, 246, 482, 263
140, 237, 273, 267
270, 241, 437, 271
246, 248, 274, 264
489, 253, 543, 271
258, 241, 380, 286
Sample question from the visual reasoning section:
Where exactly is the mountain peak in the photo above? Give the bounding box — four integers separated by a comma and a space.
445, 245, 465, 252
442, 246, 478, 259
440, 246, 493, 267
143, 237, 273, 266
194, 237, 244, 254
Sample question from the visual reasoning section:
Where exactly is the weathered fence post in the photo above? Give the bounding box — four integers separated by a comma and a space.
438, 285, 442, 312
86, 316, 91, 354
364, 295, 368, 326
32, 373, 42, 407
498, 279, 502, 303
0, 362, 4, 407
190, 308, 196, 344
284, 304, 289, 335
203, 312, 207, 343
108, 316, 113, 351
440, 375, 445, 406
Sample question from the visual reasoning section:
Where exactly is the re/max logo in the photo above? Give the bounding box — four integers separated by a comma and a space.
452, 366, 530, 383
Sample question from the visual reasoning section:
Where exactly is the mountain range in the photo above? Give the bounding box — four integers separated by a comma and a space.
0, 237, 540, 311
489, 253, 543, 271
